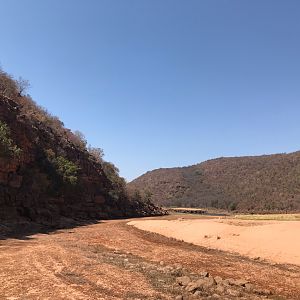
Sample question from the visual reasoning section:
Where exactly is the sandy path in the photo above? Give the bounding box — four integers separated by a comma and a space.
128, 218, 300, 266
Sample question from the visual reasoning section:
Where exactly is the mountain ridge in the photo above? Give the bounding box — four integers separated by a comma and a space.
128, 151, 300, 212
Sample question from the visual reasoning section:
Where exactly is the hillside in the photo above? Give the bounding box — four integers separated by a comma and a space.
0, 69, 161, 228
128, 153, 300, 212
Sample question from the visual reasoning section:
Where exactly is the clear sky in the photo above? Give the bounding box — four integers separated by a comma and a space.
1, 0, 300, 181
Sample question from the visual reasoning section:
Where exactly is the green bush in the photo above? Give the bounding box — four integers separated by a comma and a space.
45, 149, 79, 185
0, 121, 22, 158
53, 156, 79, 185
102, 161, 125, 187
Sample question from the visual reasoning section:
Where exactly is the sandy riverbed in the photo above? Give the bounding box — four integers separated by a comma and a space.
128, 218, 300, 266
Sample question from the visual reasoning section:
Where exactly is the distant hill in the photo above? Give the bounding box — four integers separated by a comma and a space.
0, 68, 161, 227
128, 153, 300, 212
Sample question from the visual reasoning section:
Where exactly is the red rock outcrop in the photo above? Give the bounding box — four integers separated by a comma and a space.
0, 96, 161, 226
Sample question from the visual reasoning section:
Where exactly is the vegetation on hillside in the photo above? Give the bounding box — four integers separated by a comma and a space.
0, 67, 124, 190
128, 154, 300, 213
0, 120, 22, 158
45, 149, 79, 185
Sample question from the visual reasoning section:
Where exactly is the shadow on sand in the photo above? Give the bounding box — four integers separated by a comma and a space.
0, 218, 104, 241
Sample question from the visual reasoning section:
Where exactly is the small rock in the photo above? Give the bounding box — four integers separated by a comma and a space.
192, 279, 206, 290
203, 277, 216, 288
193, 291, 202, 296
254, 288, 272, 295
176, 276, 191, 286
160, 261, 164, 266
149, 270, 157, 276
220, 279, 230, 286
175, 296, 183, 300
186, 282, 200, 292
226, 288, 241, 297
186, 277, 216, 293
174, 263, 183, 269
171, 268, 183, 277
233, 279, 249, 287
200, 271, 209, 277
215, 285, 225, 294
244, 283, 254, 292
226, 278, 238, 286
214, 276, 223, 284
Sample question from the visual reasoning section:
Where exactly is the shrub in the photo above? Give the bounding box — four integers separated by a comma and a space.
18, 96, 65, 132
88, 146, 104, 163
102, 161, 125, 186
73, 130, 87, 150
54, 156, 79, 185
0, 69, 18, 98
143, 190, 153, 203
0, 121, 22, 158
45, 149, 79, 185
132, 189, 142, 202
228, 201, 237, 211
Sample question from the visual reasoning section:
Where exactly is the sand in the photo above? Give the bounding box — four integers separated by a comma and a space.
128, 218, 300, 266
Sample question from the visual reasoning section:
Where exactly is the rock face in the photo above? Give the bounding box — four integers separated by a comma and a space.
128, 152, 300, 212
0, 96, 161, 227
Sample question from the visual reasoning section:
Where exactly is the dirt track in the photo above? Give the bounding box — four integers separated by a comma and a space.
0, 216, 299, 300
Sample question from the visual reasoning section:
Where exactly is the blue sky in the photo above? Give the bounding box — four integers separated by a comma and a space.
1, 0, 300, 180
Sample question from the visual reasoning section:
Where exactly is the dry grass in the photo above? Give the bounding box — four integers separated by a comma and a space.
234, 213, 300, 221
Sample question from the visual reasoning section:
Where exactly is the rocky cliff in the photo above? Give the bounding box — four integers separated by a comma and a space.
0, 90, 161, 228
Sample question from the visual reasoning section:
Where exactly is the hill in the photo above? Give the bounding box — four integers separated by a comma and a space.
0, 68, 161, 228
128, 153, 300, 212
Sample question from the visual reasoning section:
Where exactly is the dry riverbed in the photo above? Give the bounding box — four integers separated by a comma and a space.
0, 216, 299, 299
128, 217, 300, 266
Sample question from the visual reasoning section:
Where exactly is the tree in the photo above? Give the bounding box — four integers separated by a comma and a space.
73, 130, 87, 149
133, 190, 142, 202
0, 69, 18, 98
16, 77, 30, 96
143, 190, 153, 203
88, 146, 104, 163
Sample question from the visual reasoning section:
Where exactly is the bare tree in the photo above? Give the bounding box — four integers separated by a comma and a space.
88, 146, 104, 162
16, 76, 30, 96
73, 130, 87, 149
